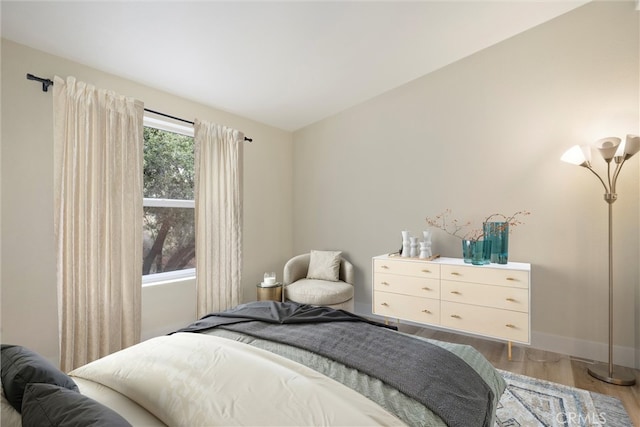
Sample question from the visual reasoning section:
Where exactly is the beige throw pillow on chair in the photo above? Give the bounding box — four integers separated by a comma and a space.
306, 250, 342, 282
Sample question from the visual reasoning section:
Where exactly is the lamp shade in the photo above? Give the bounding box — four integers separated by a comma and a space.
614, 134, 640, 161
595, 137, 621, 161
623, 134, 640, 157
561, 145, 591, 166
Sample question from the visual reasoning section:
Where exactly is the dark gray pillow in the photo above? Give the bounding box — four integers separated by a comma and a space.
1, 344, 78, 412
22, 383, 132, 426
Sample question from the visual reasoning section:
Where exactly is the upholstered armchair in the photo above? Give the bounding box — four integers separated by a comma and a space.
283, 251, 355, 312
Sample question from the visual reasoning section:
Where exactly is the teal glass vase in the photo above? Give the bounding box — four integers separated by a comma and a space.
483, 222, 509, 264
462, 239, 491, 265
462, 240, 473, 263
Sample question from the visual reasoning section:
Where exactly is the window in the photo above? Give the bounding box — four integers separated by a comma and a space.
142, 117, 195, 282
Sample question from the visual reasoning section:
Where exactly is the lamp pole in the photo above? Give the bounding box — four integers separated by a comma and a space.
562, 135, 638, 386
586, 191, 635, 385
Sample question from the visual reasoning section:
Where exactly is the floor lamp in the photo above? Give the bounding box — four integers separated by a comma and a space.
561, 134, 639, 386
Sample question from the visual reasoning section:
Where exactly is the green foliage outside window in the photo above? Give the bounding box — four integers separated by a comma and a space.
143, 127, 195, 275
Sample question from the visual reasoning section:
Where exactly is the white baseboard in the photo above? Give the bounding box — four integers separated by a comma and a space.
531, 330, 638, 370
354, 301, 639, 369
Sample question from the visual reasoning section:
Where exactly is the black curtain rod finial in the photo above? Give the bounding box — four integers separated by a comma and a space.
26, 73, 54, 92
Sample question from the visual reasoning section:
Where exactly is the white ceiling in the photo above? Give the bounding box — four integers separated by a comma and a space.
2, 1, 590, 131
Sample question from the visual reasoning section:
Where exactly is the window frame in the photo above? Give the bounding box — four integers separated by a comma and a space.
142, 115, 196, 285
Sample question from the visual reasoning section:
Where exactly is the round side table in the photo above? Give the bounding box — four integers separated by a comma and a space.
256, 283, 283, 302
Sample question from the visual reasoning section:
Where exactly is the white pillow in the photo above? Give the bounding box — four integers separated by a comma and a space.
306, 250, 342, 282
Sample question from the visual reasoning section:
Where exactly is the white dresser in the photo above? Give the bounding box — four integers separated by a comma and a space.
372, 255, 531, 349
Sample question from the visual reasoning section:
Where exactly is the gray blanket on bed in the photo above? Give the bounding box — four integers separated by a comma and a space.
175, 301, 494, 427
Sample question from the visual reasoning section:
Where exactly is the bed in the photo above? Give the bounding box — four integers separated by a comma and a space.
1, 301, 506, 426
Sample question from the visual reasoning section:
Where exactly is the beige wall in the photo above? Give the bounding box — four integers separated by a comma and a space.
1, 39, 293, 364
293, 1, 640, 367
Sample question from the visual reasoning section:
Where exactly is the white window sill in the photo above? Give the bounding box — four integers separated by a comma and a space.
142, 268, 196, 287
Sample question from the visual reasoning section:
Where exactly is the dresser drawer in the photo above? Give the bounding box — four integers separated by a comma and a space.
441, 280, 528, 313
374, 272, 440, 299
441, 264, 529, 288
441, 301, 529, 343
373, 291, 440, 325
373, 258, 440, 279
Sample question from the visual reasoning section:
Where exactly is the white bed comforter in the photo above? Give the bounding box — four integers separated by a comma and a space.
70, 333, 406, 426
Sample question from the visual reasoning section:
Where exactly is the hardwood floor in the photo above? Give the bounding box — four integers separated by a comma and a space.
399, 325, 640, 426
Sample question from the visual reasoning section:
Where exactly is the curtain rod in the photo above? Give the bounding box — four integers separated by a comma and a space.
144, 108, 252, 142
26, 73, 253, 142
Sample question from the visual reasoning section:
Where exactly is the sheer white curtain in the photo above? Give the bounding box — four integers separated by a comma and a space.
194, 119, 244, 318
53, 76, 144, 372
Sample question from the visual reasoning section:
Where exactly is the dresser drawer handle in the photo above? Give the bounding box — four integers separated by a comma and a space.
421, 269, 431, 273
450, 272, 461, 276
506, 297, 516, 302
450, 291, 461, 295
506, 277, 517, 281
381, 302, 389, 307
450, 314, 461, 319
422, 287, 431, 291
505, 324, 516, 328
381, 281, 390, 286
422, 309, 432, 314
380, 265, 390, 269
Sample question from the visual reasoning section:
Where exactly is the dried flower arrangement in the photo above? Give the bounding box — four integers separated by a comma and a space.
425, 209, 530, 241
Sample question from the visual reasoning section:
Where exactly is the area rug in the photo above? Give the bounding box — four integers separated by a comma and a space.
496, 370, 632, 427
